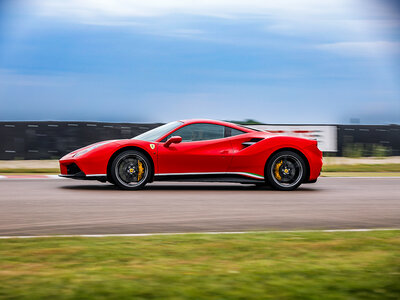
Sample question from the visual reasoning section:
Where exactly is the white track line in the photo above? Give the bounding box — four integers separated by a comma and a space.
333, 176, 400, 178
0, 228, 398, 239
0, 175, 64, 179
47, 175, 63, 179
0, 176, 399, 180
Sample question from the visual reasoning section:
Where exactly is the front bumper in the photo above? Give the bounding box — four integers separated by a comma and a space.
58, 172, 107, 182
59, 159, 107, 182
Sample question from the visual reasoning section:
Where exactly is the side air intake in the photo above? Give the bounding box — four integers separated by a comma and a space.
242, 138, 264, 148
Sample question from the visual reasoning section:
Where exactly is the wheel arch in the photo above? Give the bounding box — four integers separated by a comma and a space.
264, 147, 310, 183
107, 146, 155, 182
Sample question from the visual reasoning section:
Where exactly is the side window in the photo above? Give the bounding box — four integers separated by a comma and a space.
164, 123, 225, 142
225, 126, 246, 137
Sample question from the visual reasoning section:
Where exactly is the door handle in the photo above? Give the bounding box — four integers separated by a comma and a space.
220, 150, 229, 154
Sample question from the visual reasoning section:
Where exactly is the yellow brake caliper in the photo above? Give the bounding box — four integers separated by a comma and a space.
137, 160, 144, 181
274, 160, 283, 181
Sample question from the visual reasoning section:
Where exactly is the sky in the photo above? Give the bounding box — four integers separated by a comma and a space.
0, 0, 399, 124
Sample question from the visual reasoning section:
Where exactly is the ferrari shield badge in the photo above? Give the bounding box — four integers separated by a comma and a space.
150, 144, 155, 150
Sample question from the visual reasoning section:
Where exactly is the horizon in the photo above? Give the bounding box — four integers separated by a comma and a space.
0, 119, 399, 126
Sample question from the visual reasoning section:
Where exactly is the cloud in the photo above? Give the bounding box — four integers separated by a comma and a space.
31, 0, 354, 20
316, 41, 400, 57
26, 0, 400, 47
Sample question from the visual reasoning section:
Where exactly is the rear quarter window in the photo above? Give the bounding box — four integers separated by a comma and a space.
225, 126, 246, 137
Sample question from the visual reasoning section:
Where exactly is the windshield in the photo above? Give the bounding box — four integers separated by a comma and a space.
133, 121, 183, 142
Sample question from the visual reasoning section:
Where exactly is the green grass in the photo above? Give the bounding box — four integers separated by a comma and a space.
0, 231, 399, 299
0, 168, 59, 174
321, 172, 400, 177
322, 164, 400, 172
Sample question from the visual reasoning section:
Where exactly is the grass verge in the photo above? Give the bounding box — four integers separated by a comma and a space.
321, 172, 400, 177
322, 164, 400, 172
0, 168, 59, 174
0, 231, 399, 299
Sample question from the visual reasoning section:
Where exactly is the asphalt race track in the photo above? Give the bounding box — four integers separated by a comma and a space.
0, 177, 399, 236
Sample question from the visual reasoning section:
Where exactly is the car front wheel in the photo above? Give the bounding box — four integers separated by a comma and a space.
110, 150, 152, 190
266, 150, 306, 191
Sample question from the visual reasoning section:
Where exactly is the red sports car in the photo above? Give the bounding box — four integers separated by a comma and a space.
59, 119, 322, 191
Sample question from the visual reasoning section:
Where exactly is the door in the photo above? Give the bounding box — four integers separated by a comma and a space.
157, 123, 232, 174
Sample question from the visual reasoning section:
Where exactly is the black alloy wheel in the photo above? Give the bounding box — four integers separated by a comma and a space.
266, 150, 306, 191
110, 150, 152, 190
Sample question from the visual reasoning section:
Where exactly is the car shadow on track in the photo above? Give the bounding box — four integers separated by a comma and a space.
60, 183, 318, 192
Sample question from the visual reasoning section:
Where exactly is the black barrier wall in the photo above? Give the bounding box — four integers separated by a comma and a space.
0, 121, 399, 159
337, 124, 400, 157
0, 122, 161, 160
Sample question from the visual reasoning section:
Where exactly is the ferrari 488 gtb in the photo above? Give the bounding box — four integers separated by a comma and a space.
59, 119, 322, 191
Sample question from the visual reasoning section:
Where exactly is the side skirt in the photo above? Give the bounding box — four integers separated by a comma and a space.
154, 173, 264, 184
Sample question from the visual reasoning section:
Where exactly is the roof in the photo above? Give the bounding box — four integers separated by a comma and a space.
179, 119, 255, 132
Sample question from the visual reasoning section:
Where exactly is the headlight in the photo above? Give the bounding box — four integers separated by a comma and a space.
74, 148, 90, 157
73, 141, 112, 157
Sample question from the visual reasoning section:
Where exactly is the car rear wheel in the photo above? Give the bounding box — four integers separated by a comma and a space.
266, 150, 305, 191
110, 150, 152, 190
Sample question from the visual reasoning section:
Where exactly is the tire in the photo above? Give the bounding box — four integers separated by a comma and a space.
266, 150, 306, 191
110, 150, 152, 190
107, 175, 115, 185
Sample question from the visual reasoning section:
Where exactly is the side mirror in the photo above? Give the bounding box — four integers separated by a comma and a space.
164, 136, 182, 147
